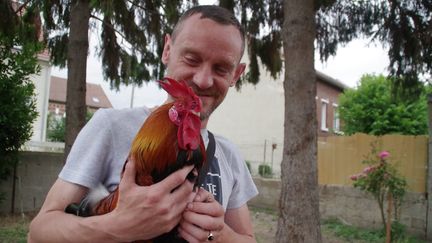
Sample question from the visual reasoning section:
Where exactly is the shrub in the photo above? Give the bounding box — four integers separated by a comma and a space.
46, 111, 94, 142
47, 113, 66, 142
350, 145, 408, 241
0, 35, 40, 181
245, 161, 252, 173
258, 164, 272, 178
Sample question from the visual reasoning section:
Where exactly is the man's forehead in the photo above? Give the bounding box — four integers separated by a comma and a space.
174, 13, 241, 40
179, 15, 242, 44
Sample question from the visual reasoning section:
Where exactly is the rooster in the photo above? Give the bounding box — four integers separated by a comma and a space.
65, 77, 206, 243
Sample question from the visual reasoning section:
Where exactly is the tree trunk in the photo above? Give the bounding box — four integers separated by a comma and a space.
276, 0, 322, 242
64, 0, 90, 161
385, 192, 392, 243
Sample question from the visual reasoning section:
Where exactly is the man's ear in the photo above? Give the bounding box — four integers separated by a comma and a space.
230, 63, 246, 87
161, 34, 172, 65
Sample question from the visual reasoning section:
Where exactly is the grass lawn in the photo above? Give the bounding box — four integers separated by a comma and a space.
0, 214, 32, 243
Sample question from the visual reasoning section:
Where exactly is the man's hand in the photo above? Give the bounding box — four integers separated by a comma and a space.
105, 161, 196, 242
178, 188, 225, 243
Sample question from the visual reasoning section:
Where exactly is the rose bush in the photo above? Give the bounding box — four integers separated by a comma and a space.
350, 148, 407, 237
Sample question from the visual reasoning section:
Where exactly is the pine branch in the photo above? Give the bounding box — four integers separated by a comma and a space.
124, 0, 170, 29
125, 0, 163, 15
90, 14, 127, 41
14, 0, 32, 14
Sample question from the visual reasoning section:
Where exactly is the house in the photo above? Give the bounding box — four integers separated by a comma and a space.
316, 70, 347, 136
207, 69, 347, 176
48, 76, 113, 118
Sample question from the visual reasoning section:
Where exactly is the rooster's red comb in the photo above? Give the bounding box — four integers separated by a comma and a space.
158, 77, 201, 150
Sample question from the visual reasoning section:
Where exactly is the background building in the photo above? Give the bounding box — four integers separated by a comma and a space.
208, 69, 347, 176
48, 76, 113, 119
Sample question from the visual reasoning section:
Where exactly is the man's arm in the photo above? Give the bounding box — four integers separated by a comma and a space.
179, 188, 256, 243
28, 163, 196, 243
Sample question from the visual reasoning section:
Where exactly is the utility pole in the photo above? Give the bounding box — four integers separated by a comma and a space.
130, 84, 135, 108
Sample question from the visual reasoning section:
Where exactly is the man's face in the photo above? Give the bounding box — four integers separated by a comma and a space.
162, 14, 246, 127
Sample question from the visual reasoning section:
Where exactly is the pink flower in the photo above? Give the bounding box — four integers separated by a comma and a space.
363, 166, 375, 174
379, 151, 390, 159
350, 173, 365, 181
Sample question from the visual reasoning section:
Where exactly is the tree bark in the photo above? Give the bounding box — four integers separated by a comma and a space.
276, 0, 322, 242
64, 0, 90, 160
385, 192, 392, 243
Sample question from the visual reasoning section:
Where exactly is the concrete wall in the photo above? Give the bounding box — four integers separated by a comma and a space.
249, 177, 427, 237
0, 150, 63, 214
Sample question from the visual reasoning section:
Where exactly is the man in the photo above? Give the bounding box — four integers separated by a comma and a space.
29, 5, 258, 243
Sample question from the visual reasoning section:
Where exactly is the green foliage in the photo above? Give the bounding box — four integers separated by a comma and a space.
47, 111, 94, 142
220, 0, 284, 87
0, 34, 40, 180
46, 114, 66, 142
339, 74, 428, 136
350, 145, 407, 231
245, 161, 252, 173
258, 164, 272, 178
322, 218, 425, 243
0, 1, 42, 46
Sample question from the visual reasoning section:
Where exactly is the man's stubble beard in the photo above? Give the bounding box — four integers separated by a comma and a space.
200, 100, 222, 121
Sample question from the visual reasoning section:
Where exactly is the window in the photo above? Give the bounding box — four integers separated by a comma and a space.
333, 103, 340, 132
321, 99, 329, 131
92, 97, 100, 103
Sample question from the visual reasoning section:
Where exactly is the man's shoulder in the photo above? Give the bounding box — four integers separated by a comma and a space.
95, 106, 151, 123
89, 106, 152, 135
96, 106, 151, 117
212, 133, 240, 154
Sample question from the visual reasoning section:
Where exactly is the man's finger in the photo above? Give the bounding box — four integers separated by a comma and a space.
155, 165, 194, 192
193, 187, 214, 202
120, 160, 136, 186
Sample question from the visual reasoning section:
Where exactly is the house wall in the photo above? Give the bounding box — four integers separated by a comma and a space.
208, 72, 344, 177
208, 77, 285, 176
48, 102, 66, 117
30, 57, 51, 142
316, 80, 343, 136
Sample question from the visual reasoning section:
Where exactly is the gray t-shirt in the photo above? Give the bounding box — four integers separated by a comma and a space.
59, 107, 258, 210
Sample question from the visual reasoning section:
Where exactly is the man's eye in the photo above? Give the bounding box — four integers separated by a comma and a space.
215, 67, 229, 75
184, 56, 198, 65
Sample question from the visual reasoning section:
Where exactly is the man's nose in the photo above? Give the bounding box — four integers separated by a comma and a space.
192, 65, 213, 89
